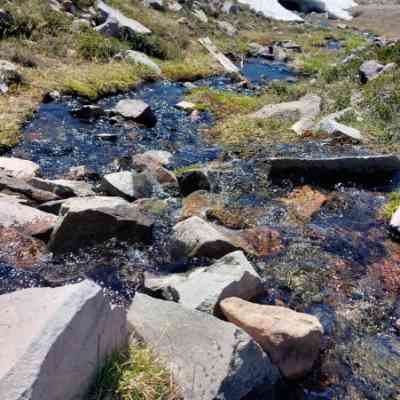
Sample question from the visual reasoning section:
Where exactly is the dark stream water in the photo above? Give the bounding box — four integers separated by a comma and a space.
2, 58, 400, 399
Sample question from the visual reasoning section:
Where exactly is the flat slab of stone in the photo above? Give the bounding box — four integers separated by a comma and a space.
0, 173, 59, 203
147, 251, 263, 314
29, 178, 95, 198
0, 281, 127, 400
199, 37, 240, 74
263, 154, 400, 181
0, 157, 40, 180
220, 297, 324, 379
127, 293, 279, 400
0, 200, 57, 237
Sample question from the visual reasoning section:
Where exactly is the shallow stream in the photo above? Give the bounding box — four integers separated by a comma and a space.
2, 57, 400, 399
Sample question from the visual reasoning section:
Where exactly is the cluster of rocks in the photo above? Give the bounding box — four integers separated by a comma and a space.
1, 255, 324, 399
0, 151, 327, 398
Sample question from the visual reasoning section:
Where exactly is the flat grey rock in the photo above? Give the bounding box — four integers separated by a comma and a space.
0, 281, 127, 400
127, 293, 280, 400
147, 251, 264, 315
250, 95, 322, 135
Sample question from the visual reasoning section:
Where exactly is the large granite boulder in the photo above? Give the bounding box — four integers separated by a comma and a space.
220, 297, 324, 379
127, 293, 280, 400
0, 157, 40, 180
0, 281, 127, 400
49, 196, 154, 253
0, 200, 57, 237
146, 251, 264, 314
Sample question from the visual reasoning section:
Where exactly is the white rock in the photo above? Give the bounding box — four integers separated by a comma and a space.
0, 157, 40, 180
175, 100, 196, 112
116, 50, 161, 74
0, 281, 127, 400
198, 37, 240, 74
112, 99, 157, 127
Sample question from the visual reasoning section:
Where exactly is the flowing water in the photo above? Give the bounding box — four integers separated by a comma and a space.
2, 57, 400, 399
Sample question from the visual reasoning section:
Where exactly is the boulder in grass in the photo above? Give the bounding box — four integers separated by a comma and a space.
49, 196, 154, 253
112, 99, 157, 127
359, 60, 396, 84
250, 95, 322, 135
0, 60, 22, 94
127, 293, 280, 400
0, 200, 58, 237
146, 251, 264, 315
0, 281, 127, 400
116, 50, 162, 74
220, 297, 324, 379
96, 0, 151, 37
171, 216, 240, 259
0, 157, 40, 181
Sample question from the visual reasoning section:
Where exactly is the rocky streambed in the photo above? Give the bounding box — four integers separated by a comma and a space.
1, 56, 400, 399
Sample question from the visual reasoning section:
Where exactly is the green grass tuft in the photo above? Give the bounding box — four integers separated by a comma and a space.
89, 343, 180, 400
